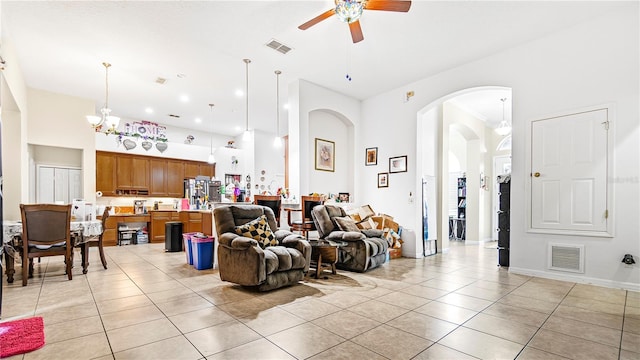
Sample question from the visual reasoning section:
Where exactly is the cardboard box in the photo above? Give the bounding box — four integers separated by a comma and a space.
389, 248, 402, 259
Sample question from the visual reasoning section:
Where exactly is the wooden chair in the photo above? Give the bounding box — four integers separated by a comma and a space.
253, 195, 282, 227
288, 195, 324, 239
20, 204, 73, 286
78, 206, 109, 274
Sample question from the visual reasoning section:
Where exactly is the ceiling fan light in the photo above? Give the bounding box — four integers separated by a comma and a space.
335, 0, 364, 23
86, 115, 102, 127
105, 115, 120, 130
207, 153, 216, 164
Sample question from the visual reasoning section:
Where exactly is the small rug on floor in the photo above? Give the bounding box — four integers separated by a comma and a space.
0, 316, 45, 358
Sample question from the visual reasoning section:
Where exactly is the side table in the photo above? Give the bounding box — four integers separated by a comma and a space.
309, 239, 347, 279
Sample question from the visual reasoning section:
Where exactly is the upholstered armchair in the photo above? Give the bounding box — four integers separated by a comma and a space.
214, 205, 311, 291
311, 204, 388, 272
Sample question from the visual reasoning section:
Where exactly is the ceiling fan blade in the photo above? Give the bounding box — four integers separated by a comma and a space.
364, 0, 412, 12
349, 20, 364, 43
298, 9, 336, 30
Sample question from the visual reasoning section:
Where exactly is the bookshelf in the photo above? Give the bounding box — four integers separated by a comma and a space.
457, 177, 466, 219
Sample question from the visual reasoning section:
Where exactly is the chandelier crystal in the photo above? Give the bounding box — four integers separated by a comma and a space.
495, 98, 512, 136
87, 62, 120, 132
273, 70, 282, 148
335, 0, 365, 24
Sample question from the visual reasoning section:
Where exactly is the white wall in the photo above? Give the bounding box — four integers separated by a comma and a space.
253, 130, 285, 196
308, 110, 350, 196
359, 6, 639, 289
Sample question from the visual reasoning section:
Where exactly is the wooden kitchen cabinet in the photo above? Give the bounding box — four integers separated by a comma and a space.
184, 162, 199, 179
150, 211, 180, 243
96, 152, 117, 196
149, 159, 167, 196
199, 163, 215, 178
116, 155, 149, 190
179, 211, 213, 235
102, 214, 151, 247
167, 160, 185, 197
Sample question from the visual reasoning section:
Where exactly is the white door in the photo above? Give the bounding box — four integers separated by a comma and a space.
38, 166, 55, 203
531, 108, 608, 233
54, 168, 69, 203
68, 169, 83, 201
493, 155, 511, 240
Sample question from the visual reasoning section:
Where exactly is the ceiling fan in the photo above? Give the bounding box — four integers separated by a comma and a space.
298, 0, 412, 43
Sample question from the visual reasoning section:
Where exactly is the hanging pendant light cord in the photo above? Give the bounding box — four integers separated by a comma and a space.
209, 104, 214, 152
103, 62, 111, 111
275, 70, 281, 136
244, 59, 251, 132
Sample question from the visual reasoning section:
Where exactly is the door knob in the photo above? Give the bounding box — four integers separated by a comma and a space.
533, 172, 541, 177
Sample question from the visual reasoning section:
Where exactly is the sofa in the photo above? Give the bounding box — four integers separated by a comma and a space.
311, 204, 388, 272
214, 205, 311, 291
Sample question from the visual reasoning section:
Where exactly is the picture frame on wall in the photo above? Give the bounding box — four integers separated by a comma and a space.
315, 138, 335, 172
378, 173, 389, 188
365, 147, 378, 166
389, 155, 408, 173
338, 192, 350, 202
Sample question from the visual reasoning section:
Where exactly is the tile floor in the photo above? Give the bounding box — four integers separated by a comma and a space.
1, 241, 638, 360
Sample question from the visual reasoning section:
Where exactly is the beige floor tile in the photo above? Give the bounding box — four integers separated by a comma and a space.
516, 347, 570, 359
107, 317, 181, 353
626, 305, 640, 319
498, 293, 560, 314
435, 293, 493, 312
101, 304, 165, 330
238, 307, 306, 336
622, 331, 640, 353
113, 335, 201, 360
464, 313, 538, 344
96, 294, 154, 315
399, 284, 450, 299
453, 284, 510, 302
23, 332, 111, 360
36, 301, 100, 326
92, 285, 144, 302
561, 295, 625, 316
267, 322, 345, 359
568, 284, 627, 305
482, 303, 549, 327
624, 315, 640, 334
168, 306, 235, 333
376, 290, 431, 310
307, 340, 387, 360
351, 324, 433, 359
279, 298, 341, 321
145, 286, 196, 303
528, 329, 619, 360
543, 315, 621, 347
420, 279, 467, 292
216, 297, 275, 319
135, 279, 189, 294
348, 299, 410, 323
413, 343, 478, 360
314, 291, 372, 309
553, 304, 623, 330
206, 338, 296, 360
185, 319, 261, 356
414, 301, 478, 325
44, 315, 105, 344
511, 283, 571, 303
387, 311, 458, 342
155, 294, 213, 317
312, 309, 382, 339
439, 326, 524, 360
619, 349, 640, 360
198, 286, 256, 305
347, 285, 393, 299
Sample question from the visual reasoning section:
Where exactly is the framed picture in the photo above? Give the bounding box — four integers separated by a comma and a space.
338, 192, 350, 202
377, 173, 389, 188
315, 138, 335, 172
365, 147, 378, 166
389, 155, 408, 173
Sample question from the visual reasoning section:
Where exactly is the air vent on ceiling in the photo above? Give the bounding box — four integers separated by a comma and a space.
168, 114, 180, 118
548, 243, 584, 273
156, 77, 167, 84
266, 39, 292, 54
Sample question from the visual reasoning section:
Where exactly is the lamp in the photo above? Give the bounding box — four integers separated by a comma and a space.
242, 58, 252, 141
207, 104, 216, 164
335, 0, 364, 23
273, 70, 283, 147
495, 97, 511, 136
86, 62, 120, 132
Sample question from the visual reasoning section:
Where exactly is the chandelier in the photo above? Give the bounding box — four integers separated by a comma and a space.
335, 0, 365, 23
273, 70, 282, 147
242, 58, 252, 141
494, 98, 512, 136
86, 62, 120, 132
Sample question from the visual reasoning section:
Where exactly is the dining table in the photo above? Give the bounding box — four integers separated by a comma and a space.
2, 219, 103, 283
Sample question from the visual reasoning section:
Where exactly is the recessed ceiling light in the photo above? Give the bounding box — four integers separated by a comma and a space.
283, 103, 290, 110
145, 107, 153, 114
234, 126, 242, 131
177, 73, 186, 78
180, 95, 189, 102
195, 117, 201, 123
235, 89, 244, 97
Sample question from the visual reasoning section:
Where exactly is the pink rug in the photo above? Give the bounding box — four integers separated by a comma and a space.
0, 317, 45, 358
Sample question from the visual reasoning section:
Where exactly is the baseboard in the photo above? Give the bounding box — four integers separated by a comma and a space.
509, 267, 640, 292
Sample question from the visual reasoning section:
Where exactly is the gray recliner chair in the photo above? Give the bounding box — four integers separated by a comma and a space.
311, 204, 388, 272
214, 204, 311, 291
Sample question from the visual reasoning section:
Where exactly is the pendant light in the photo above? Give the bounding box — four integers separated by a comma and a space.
273, 70, 283, 147
86, 62, 120, 132
242, 58, 252, 141
207, 104, 216, 164
494, 97, 512, 136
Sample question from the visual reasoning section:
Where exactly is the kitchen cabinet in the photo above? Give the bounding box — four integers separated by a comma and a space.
184, 162, 199, 179
150, 211, 180, 243
199, 163, 215, 178
116, 155, 149, 191
167, 160, 185, 197
149, 159, 167, 196
102, 214, 151, 247
96, 152, 117, 196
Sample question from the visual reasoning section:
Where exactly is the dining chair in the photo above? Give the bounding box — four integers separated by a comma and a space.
253, 195, 282, 227
78, 206, 109, 274
288, 195, 324, 239
20, 204, 73, 286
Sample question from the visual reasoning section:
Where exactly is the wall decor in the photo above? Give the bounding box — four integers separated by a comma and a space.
365, 147, 378, 166
338, 192, 350, 202
378, 173, 389, 188
315, 138, 335, 172
389, 155, 408, 173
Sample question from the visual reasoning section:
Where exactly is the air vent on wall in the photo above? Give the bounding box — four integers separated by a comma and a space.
548, 243, 584, 273
266, 39, 292, 54
168, 114, 180, 118
156, 77, 167, 84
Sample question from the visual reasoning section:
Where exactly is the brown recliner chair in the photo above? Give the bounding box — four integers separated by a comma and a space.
214, 205, 311, 291
311, 204, 388, 272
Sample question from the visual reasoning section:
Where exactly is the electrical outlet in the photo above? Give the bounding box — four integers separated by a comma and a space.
408, 192, 414, 204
